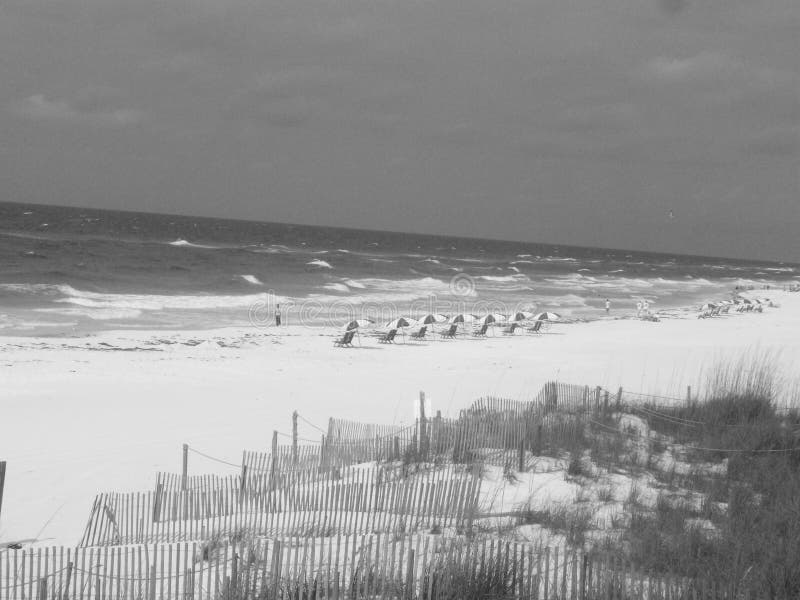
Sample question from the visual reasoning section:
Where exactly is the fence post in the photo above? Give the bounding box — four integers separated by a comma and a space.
181, 444, 188, 491
419, 391, 428, 459
394, 436, 400, 460
153, 481, 163, 522
292, 411, 299, 466
616, 387, 623, 410
0, 460, 6, 522
37, 578, 47, 600
405, 548, 415, 600
240, 465, 248, 497
270, 431, 278, 489
594, 386, 601, 413
320, 435, 326, 471
62, 562, 73, 600
603, 391, 609, 415
271, 540, 282, 598
148, 563, 157, 600
518, 441, 525, 472
687, 385, 692, 404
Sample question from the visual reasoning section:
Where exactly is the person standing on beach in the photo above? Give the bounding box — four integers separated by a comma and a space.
642, 300, 649, 315
275, 303, 282, 326
605, 299, 611, 314
636, 301, 642, 318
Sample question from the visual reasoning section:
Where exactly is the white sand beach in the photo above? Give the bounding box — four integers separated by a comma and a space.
1, 291, 798, 546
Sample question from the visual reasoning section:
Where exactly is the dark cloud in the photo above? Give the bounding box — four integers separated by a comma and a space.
658, 0, 689, 15
0, 0, 798, 261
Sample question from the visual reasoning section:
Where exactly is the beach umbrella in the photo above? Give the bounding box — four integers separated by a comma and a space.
344, 319, 373, 331
418, 314, 449, 325
741, 298, 752, 305
385, 317, 417, 329
450, 314, 476, 324
700, 303, 716, 311
533, 312, 561, 321
511, 311, 534, 322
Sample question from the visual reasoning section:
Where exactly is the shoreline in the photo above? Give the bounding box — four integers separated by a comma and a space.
0, 281, 784, 340
0, 290, 797, 546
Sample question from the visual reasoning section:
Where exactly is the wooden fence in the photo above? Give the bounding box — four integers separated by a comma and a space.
1, 534, 738, 600
80, 466, 481, 547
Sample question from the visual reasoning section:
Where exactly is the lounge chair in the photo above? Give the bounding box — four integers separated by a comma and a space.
472, 323, 489, 337
526, 321, 543, 334
334, 330, 356, 347
502, 323, 519, 335
440, 324, 458, 339
410, 326, 427, 340
378, 329, 397, 344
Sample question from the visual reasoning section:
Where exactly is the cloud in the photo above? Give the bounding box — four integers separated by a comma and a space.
15, 92, 143, 126
643, 53, 742, 83
657, 0, 689, 15
742, 127, 800, 157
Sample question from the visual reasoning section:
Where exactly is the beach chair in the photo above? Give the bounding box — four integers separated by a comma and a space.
502, 323, 519, 335
526, 321, 543, 334
334, 330, 356, 348
378, 329, 397, 344
410, 326, 427, 340
440, 324, 458, 339
472, 323, 489, 337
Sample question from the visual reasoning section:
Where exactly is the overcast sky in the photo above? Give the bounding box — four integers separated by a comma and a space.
0, 0, 797, 261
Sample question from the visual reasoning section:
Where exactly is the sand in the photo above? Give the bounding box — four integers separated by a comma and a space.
1, 291, 798, 546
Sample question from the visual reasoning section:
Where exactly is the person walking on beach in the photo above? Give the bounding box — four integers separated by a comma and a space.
642, 300, 649, 315
275, 303, 282, 327
636, 301, 643, 318
605, 298, 611, 314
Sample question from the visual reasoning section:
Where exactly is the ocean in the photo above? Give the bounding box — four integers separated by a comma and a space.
1, 202, 796, 335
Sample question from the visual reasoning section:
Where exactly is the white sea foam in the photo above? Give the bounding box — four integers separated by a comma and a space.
322, 283, 351, 293
168, 239, 218, 249
477, 275, 530, 283
240, 275, 263, 285
35, 307, 144, 320
310, 276, 470, 304
343, 279, 366, 289
307, 259, 333, 269
41, 285, 289, 311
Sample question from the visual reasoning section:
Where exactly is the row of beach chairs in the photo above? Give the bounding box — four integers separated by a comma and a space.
334, 320, 544, 347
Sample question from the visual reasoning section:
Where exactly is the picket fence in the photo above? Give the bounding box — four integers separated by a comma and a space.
0, 534, 730, 600
80, 467, 481, 548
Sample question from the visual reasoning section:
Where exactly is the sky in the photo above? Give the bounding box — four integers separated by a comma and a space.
0, 0, 797, 262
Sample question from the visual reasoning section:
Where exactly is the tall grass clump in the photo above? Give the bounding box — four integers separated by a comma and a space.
606, 356, 800, 598
422, 550, 518, 600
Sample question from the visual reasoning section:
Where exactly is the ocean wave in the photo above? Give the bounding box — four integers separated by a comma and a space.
27, 284, 290, 311
307, 259, 333, 269
240, 274, 263, 285
532, 294, 588, 308
168, 239, 219, 249
35, 307, 144, 320
476, 274, 530, 283
343, 279, 366, 289
311, 276, 471, 304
